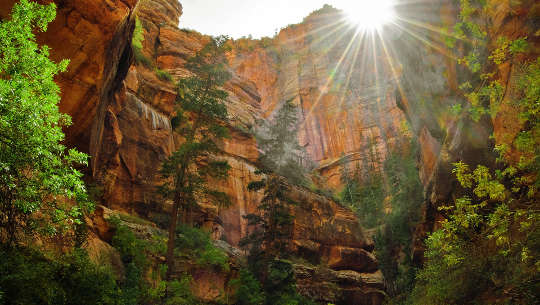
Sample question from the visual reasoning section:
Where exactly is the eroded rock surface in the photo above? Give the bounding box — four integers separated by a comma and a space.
228, 7, 408, 188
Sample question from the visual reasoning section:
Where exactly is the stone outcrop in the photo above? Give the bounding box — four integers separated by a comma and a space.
295, 264, 385, 305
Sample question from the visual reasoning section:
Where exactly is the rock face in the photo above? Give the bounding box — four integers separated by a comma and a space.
295, 264, 385, 305
228, 7, 408, 188
9, 0, 535, 303
0, 0, 138, 152
0, 0, 391, 303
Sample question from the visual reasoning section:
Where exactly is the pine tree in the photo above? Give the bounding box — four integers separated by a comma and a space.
0, 0, 90, 246
160, 36, 232, 282
240, 171, 318, 305
256, 99, 309, 186
239, 98, 315, 304
241, 172, 296, 260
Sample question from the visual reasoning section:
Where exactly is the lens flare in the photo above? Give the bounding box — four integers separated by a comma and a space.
341, 0, 396, 31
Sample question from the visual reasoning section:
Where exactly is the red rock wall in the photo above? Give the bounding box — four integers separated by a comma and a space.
228, 8, 408, 188
0, 0, 138, 152
0, 1, 389, 302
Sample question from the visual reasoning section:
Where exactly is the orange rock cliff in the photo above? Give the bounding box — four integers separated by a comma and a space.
0, 0, 406, 304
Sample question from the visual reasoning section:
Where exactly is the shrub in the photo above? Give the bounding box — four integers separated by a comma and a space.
231, 269, 266, 305
164, 276, 199, 305
156, 69, 173, 82
111, 218, 153, 304
0, 247, 120, 305
175, 224, 230, 271
132, 17, 144, 51
133, 47, 154, 68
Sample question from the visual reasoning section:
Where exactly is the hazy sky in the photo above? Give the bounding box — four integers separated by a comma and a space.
179, 0, 377, 39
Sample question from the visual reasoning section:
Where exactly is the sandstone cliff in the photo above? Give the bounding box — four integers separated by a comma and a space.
0, 0, 393, 303
228, 6, 408, 188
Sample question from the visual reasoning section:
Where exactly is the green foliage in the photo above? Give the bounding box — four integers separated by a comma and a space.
241, 174, 296, 260
0, 0, 90, 245
110, 218, 207, 305
232, 259, 315, 305
160, 35, 232, 212
407, 1, 540, 302
156, 69, 173, 82
231, 269, 266, 305
240, 171, 315, 304
0, 247, 121, 305
110, 217, 159, 304
446, 0, 530, 122
0, 220, 212, 305
175, 224, 229, 271
160, 36, 233, 281
336, 145, 423, 304
339, 170, 385, 228
512, 58, 540, 192
410, 159, 539, 304
132, 17, 144, 51
372, 146, 423, 303
264, 260, 315, 305
164, 276, 199, 305
132, 16, 154, 68
255, 99, 311, 186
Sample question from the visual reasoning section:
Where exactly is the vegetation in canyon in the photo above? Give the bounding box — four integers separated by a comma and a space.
407, 1, 540, 304
0, 0, 89, 247
238, 100, 316, 305
159, 35, 232, 286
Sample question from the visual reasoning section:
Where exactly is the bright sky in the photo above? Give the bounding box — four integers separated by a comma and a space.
179, 0, 396, 39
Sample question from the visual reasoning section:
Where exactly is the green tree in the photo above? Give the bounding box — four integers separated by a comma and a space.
256, 99, 310, 186
231, 268, 266, 305
411, 162, 539, 304
0, 0, 90, 246
241, 173, 296, 261
240, 171, 314, 305
160, 36, 232, 283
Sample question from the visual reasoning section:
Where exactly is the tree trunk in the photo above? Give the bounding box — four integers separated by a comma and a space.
166, 192, 181, 283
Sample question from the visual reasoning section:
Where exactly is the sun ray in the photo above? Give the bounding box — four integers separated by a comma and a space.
377, 30, 409, 116
280, 18, 350, 44
396, 15, 472, 44
299, 28, 362, 128
391, 20, 459, 61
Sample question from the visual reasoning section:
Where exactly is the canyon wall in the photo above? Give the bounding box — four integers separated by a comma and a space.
0, 0, 396, 303
228, 7, 408, 188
